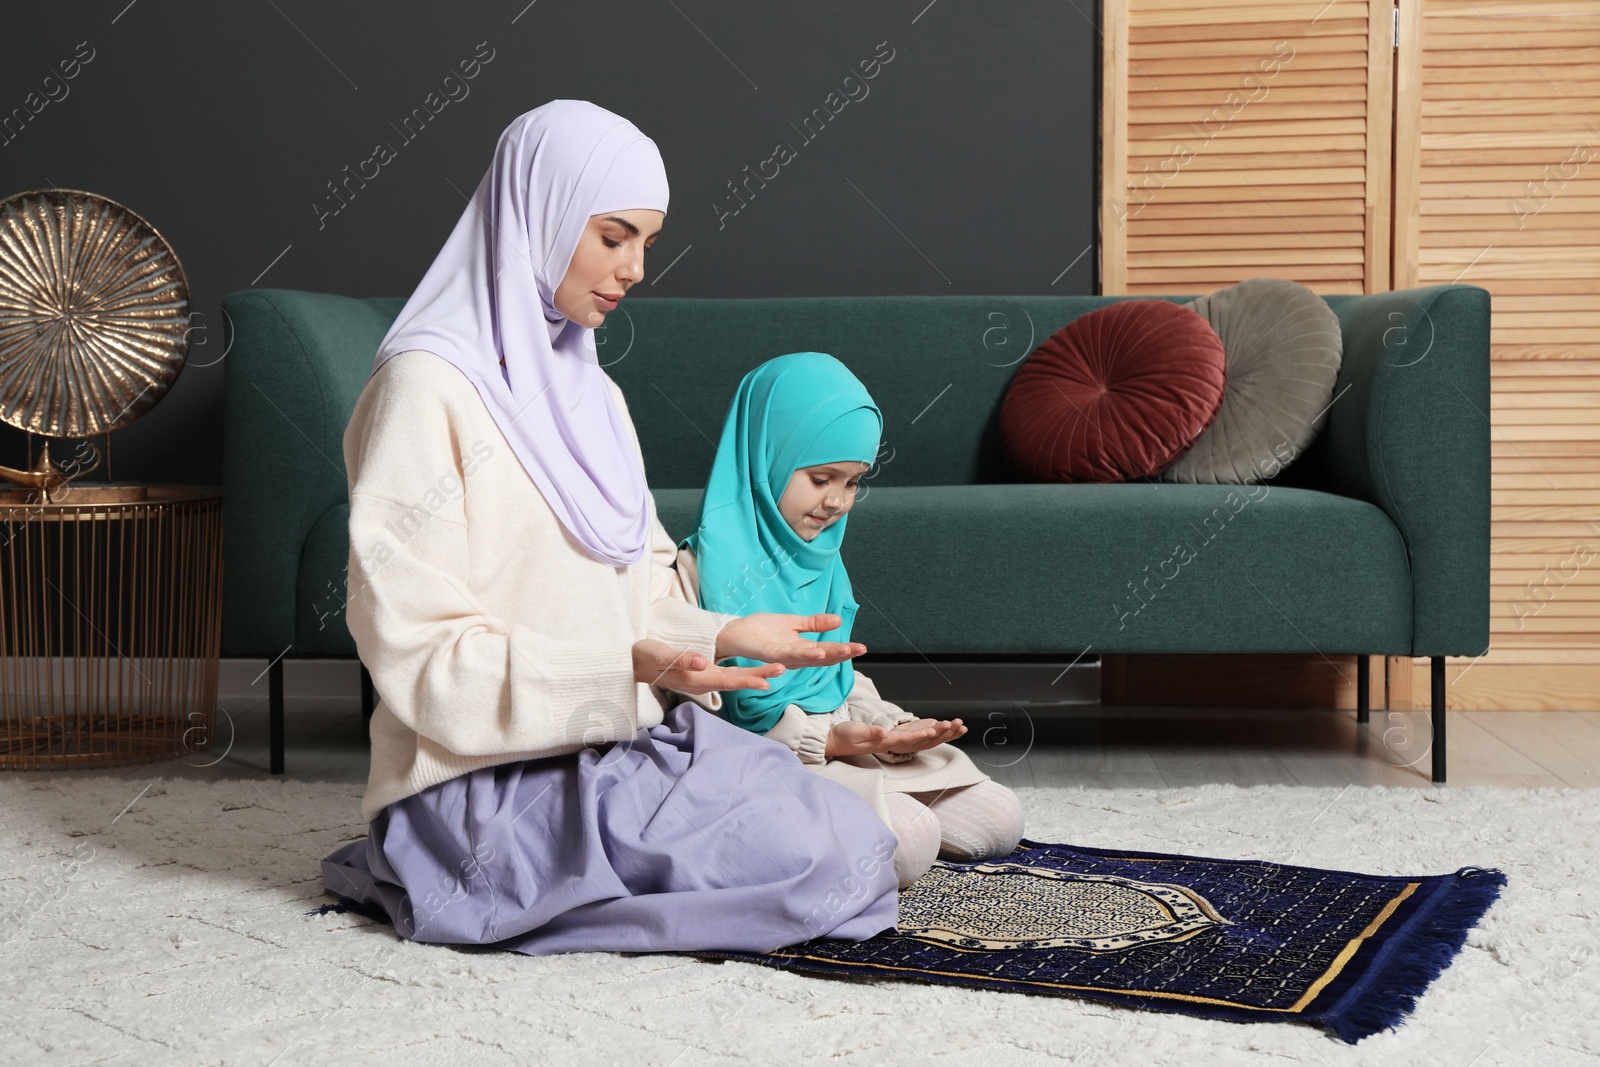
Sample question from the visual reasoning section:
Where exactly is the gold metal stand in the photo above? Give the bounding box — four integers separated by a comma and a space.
0, 484, 223, 769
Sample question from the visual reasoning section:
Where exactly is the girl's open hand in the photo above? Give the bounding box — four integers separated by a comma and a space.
825, 720, 889, 758
883, 717, 966, 754
715, 612, 867, 669
632, 638, 784, 696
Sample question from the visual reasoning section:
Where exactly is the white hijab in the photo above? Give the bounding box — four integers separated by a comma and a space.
371, 100, 669, 566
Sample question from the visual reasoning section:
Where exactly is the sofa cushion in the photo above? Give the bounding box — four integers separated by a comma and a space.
1162, 278, 1343, 485
998, 300, 1226, 483
653, 483, 1411, 656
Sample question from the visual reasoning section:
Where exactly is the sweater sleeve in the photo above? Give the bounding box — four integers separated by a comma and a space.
843, 669, 919, 763
344, 369, 639, 758
844, 669, 916, 727
646, 512, 734, 673
763, 704, 837, 765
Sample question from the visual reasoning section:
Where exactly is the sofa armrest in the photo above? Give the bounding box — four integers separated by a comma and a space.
1315, 284, 1491, 657
220, 289, 403, 657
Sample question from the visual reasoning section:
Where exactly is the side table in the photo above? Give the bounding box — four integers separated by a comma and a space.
0, 483, 223, 769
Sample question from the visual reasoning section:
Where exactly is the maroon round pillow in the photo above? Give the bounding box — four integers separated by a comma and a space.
999, 300, 1227, 483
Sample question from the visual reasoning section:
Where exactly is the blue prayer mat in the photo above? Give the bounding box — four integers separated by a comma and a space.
692, 839, 1506, 1044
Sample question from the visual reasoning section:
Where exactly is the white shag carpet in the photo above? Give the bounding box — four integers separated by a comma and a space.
2, 776, 1597, 1067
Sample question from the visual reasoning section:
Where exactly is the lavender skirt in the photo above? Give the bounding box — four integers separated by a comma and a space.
320, 701, 900, 956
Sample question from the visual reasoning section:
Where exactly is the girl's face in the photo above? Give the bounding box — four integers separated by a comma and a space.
778, 461, 870, 541
553, 209, 664, 327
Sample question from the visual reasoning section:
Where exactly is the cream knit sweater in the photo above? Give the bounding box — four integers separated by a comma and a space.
343, 349, 736, 823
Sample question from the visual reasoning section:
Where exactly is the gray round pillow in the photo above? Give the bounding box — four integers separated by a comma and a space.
1159, 277, 1342, 484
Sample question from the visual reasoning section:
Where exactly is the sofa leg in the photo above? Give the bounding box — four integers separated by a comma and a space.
270, 657, 285, 776
1356, 656, 1370, 724
360, 662, 375, 720
1431, 656, 1446, 784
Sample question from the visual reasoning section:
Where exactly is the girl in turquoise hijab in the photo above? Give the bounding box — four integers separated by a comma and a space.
679, 351, 881, 734
675, 353, 1026, 889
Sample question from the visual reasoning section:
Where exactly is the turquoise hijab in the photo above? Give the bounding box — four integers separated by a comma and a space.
680, 352, 883, 735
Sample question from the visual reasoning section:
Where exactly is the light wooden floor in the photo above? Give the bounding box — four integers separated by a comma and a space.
29, 697, 1599, 790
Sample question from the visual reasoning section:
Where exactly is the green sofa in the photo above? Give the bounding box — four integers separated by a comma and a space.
220, 285, 1491, 782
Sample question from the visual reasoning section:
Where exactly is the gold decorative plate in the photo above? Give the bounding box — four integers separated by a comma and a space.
0, 188, 190, 438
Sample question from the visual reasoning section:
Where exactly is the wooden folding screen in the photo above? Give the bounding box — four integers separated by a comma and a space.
1391, 0, 1600, 709
1099, 0, 1396, 710
1101, 0, 1394, 296
1101, 0, 1600, 711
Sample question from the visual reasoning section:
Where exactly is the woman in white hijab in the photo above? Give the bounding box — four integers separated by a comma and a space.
320, 100, 899, 955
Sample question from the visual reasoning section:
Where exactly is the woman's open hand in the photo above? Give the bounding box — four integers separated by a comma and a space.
715, 612, 866, 669
632, 638, 784, 696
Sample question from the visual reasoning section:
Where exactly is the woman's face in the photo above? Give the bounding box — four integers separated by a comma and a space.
778, 462, 870, 541
553, 209, 664, 327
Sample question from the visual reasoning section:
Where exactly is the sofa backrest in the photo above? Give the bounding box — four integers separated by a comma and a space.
608, 296, 1121, 488
226, 288, 1380, 496
606, 295, 1388, 491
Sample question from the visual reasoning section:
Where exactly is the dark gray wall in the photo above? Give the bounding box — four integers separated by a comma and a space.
0, 0, 1097, 485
